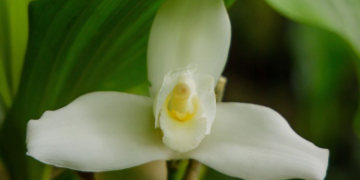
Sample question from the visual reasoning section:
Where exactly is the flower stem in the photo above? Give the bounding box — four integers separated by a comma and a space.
76, 171, 95, 180
215, 76, 227, 102
182, 159, 201, 180
41, 165, 52, 180
182, 76, 227, 180
167, 160, 181, 180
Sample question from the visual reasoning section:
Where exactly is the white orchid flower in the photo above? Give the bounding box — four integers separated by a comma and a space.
26, 0, 329, 179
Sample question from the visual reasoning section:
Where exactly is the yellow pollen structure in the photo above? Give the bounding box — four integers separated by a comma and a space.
167, 82, 197, 122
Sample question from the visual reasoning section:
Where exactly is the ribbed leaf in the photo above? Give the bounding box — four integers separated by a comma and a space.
0, 0, 29, 108
0, 0, 163, 179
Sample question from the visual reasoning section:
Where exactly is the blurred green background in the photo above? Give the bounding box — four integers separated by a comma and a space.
1, 0, 360, 180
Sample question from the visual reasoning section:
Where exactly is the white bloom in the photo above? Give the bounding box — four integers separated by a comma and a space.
26, 0, 329, 179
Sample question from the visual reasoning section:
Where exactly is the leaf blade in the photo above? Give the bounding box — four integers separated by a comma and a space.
266, 0, 360, 141
0, 0, 164, 179
266, 0, 360, 58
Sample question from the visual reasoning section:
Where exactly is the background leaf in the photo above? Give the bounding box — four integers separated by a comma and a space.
290, 24, 359, 179
266, 0, 360, 58
290, 24, 355, 146
224, 0, 236, 8
0, 0, 164, 179
0, 0, 29, 108
266, 0, 360, 141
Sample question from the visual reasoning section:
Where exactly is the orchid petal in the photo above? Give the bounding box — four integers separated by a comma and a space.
147, 0, 231, 96
27, 92, 170, 172
187, 103, 329, 180
193, 72, 216, 134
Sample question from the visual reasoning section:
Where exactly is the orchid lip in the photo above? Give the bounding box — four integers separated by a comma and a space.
157, 66, 212, 153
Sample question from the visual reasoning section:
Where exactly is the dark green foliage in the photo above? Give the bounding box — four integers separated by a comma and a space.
0, 0, 164, 179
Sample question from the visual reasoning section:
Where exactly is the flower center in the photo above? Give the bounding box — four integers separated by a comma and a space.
166, 77, 198, 122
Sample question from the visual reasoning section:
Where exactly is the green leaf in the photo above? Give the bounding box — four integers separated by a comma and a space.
0, 0, 164, 179
290, 23, 355, 147
266, 0, 360, 141
266, 0, 360, 58
224, 0, 236, 8
0, 0, 29, 108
